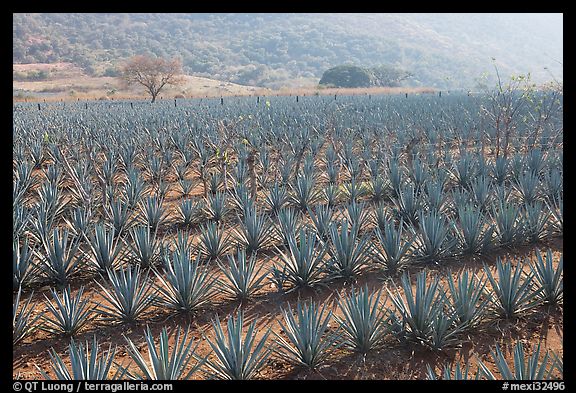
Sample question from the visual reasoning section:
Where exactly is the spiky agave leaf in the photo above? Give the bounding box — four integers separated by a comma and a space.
37, 335, 124, 380
531, 249, 562, 305
368, 175, 390, 203
41, 286, 94, 336
122, 326, 204, 380
478, 341, 559, 380
217, 248, 268, 301
483, 257, 542, 319
95, 266, 156, 324
334, 285, 389, 355
13, 287, 43, 345
274, 300, 339, 369
198, 221, 230, 262
203, 310, 272, 380
155, 251, 216, 314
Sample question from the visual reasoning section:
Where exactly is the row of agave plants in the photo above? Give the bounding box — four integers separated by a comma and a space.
17, 249, 562, 380
13, 147, 563, 291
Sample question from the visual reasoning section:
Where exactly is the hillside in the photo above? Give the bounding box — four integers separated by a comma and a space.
13, 13, 563, 89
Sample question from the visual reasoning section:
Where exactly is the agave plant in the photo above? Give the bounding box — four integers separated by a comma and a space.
234, 207, 277, 255
327, 219, 371, 280
37, 335, 124, 380
531, 250, 562, 305
426, 362, 480, 380
469, 176, 493, 211
451, 153, 476, 190
275, 228, 330, 291
334, 285, 389, 355
13, 287, 42, 345
323, 183, 341, 208
514, 171, 542, 206
546, 193, 562, 235
95, 266, 156, 324
204, 191, 229, 223
106, 199, 133, 235
85, 223, 124, 273
522, 202, 551, 243
368, 175, 390, 203
129, 225, 160, 268
274, 300, 339, 369
36, 228, 83, 287
290, 174, 322, 212
264, 182, 288, 214
478, 341, 561, 380
424, 181, 448, 213
492, 201, 525, 247
122, 326, 204, 380
446, 269, 491, 329
41, 286, 94, 336
178, 178, 195, 197
343, 200, 371, 229
275, 207, 302, 246
217, 248, 268, 301
388, 270, 461, 349
122, 169, 147, 209
13, 236, 36, 289
177, 199, 204, 227
155, 251, 216, 314
198, 221, 231, 262
138, 196, 167, 231
307, 204, 334, 241
64, 206, 93, 238
413, 211, 458, 264
483, 257, 542, 319
491, 156, 509, 185
203, 310, 272, 380
392, 183, 422, 225
372, 219, 414, 275
454, 204, 495, 256
342, 179, 367, 203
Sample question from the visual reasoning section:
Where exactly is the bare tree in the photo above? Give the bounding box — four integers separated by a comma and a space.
120, 55, 184, 103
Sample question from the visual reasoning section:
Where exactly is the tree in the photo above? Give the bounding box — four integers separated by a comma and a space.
319, 65, 371, 88
120, 55, 184, 103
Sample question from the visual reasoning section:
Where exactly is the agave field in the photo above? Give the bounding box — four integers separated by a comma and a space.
13, 90, 563, 380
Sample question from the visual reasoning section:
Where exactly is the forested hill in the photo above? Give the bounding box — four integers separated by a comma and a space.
13, 13, 563, 89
